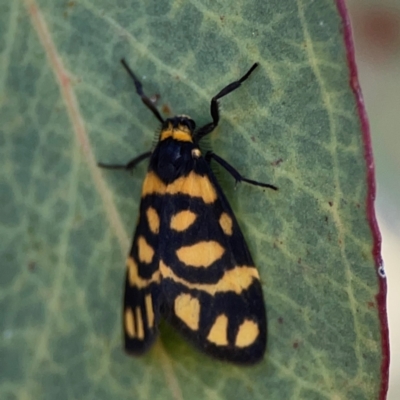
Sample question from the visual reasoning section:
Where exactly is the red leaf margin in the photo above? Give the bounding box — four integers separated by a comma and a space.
336, 1, 390, 399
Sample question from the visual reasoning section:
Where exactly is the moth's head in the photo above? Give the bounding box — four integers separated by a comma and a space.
160, 115, 196, 142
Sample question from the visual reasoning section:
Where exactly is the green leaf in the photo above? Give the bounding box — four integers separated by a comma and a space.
0, 1, 387, 399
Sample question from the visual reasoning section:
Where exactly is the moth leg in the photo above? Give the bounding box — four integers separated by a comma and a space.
98, 151, 152, 171
195, 63, 259, 141
206, 151, 278, 190
121, 59, 164, 124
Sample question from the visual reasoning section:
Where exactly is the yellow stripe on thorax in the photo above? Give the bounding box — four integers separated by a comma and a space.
160, 124, 193, 142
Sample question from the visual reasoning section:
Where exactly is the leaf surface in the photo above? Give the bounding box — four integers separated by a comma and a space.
0, 1, 387, 399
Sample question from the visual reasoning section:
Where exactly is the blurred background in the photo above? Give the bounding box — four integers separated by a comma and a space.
346, 0, 400, 397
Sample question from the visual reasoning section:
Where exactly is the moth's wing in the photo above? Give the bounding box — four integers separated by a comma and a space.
159, 165, 267, 364
123, 173, 165, 355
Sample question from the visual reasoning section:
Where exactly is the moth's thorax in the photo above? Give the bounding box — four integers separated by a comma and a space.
159, 115, 196, 143
150, 133, 201, 184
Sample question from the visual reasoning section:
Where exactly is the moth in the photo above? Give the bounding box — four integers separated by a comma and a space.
99, 59, 277, 364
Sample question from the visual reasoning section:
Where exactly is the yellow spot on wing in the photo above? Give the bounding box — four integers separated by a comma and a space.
170, 210, 197, 232
219, 212, 233, 235
142, 172, 167, 197
176, 241, 225, 268
135, 306, 145, 340
235, 320, 259, 348
160, 260, 259, 295
174, 293, 200, 330
127, 257, 160, 288
138, 236, 155, 263
207, 314, 229, 346
167, 172, 217, 203
146, 207, 160, 234
125, 308, 136, 338
145, 294, 155, 328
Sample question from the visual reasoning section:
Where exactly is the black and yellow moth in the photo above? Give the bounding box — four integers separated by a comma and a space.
99, 59, 277, 364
